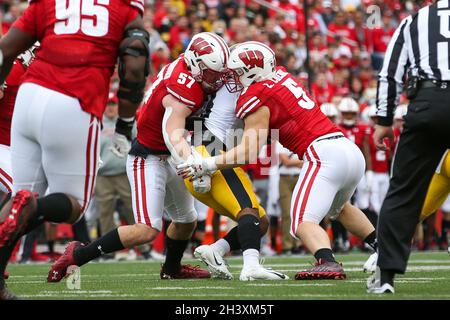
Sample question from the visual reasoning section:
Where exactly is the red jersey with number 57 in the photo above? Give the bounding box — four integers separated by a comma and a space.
12, 0, 144, 119
235, 67, 340, 158
137, 56, 205, 152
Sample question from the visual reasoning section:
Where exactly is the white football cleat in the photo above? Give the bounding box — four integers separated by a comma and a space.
366, 267, 395, 294
239, 266, 289, 281
363, 252, 378, 273
194, 245, 233, 280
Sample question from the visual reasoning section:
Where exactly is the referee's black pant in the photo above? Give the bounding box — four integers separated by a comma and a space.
377, 86, 450, 274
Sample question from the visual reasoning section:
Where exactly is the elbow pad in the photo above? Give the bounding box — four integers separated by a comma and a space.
118, 27, 150, 104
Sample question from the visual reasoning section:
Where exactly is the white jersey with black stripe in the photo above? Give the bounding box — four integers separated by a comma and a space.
202, 86, 242, 145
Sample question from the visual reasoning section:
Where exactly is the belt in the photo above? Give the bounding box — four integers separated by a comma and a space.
316, 134, 344, 143
420, 79, 450, 89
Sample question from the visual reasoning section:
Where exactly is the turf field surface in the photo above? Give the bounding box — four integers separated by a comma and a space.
5, 251, 450, 300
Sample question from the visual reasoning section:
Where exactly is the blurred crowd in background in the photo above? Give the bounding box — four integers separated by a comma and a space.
1, 0, 448, 265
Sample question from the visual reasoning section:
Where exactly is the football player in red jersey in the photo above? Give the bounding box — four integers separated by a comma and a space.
49, 32, 228, 281
178, 41, 378, 280
337, 97, 373, 212
0, 0, 149, 299
366, 105, 390, 216
0, 47, 37, 283
0, 45, 38, 197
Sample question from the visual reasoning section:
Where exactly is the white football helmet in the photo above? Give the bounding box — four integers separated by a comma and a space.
338, 97, 360, 126
225, 41, 276, 92
361, 104, 377, 123
320, 103, 339, 118
394, 104, 408, 120
184, 32, 229, 91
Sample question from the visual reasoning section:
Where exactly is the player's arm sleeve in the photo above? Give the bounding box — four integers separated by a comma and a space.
376, 16, 411, 126
166, 81, 204, 108
235, 92, 266, 120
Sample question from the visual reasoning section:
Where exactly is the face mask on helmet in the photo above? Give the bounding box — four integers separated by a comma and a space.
195, 61, 225, 92
224, 68, 245, 93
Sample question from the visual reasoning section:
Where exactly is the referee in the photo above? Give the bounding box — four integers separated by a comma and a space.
369, 0, 450, 294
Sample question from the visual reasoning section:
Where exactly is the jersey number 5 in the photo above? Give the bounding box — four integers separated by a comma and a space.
282, 78, 315, 110
55, 0, 110, 37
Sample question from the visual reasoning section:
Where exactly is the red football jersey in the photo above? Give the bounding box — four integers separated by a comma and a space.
0, 60, 27, 146
137, 57, 205, 152
12, 0, 143, 119
368, 127, 390, 173
235, 67, 340, 158
337, 123, 370, 150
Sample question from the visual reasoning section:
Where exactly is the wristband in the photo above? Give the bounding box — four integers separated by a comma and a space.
115, 117, 135, 141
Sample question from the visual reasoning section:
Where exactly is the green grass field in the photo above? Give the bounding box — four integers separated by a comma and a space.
5, 251, 450, 300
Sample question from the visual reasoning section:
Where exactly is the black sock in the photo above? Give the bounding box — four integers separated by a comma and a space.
270, 216, 278, 249
362, 208, 378, 229
163, 237, 189, 275
223, 226, 241, 251
364, 230, 378, 251
237, 215, 261, 251
37, 193, 73, 223
74, 228, 124, 266
314, 248, 337, 263
380, 269, 395, 286
47, 241, 55, 254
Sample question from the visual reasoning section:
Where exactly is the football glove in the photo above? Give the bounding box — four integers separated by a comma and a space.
193, 175, 211, 193
110, 132, 131, 158
177, 147, 217, 179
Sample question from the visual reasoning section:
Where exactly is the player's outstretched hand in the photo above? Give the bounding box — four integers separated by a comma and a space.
373, 125, 394, 151
110, 132, 131, 158
177, 152, 217, 180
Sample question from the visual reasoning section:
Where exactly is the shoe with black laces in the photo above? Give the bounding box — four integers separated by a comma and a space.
295, 259, 346, 280
160, 264, 211, 279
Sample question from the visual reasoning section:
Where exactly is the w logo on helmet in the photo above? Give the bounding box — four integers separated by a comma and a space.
239, 50, 264, 69
190, 37, 214, 57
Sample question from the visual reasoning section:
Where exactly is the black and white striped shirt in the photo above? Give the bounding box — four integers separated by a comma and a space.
377, 0, 450, 125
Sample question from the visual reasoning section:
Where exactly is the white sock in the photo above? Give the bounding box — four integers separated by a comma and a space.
243, 249, 260, 269
211, 239, 230, 257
